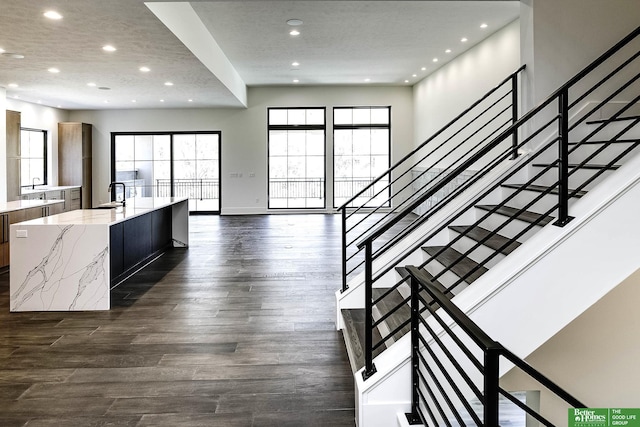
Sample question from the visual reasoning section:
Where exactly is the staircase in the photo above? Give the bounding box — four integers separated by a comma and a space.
337, 26, 640, 426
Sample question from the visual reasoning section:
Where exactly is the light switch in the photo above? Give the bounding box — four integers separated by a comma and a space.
16, 229, 28, 238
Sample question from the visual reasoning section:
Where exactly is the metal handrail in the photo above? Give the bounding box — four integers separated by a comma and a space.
406, 266, 586, 425
339, 66, 526, 291
354, 25, 640, 381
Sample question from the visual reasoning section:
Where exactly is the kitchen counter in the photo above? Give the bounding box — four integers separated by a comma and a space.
20, 185, 81, 195
0, 199, 65, 214
9, 197, 189, 311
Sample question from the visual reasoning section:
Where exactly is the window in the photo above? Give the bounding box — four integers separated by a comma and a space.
20, 128, 47, 188
333, 107, 391, 208
268, 108, 326, 209
112, 132, 221, 213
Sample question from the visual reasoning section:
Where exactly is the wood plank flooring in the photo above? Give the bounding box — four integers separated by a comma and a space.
0, 214, 355, 426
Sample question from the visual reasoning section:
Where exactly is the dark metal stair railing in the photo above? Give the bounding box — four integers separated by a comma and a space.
338, 65, 527, 292
356, 25, 640, 380
405, 266, 586, 426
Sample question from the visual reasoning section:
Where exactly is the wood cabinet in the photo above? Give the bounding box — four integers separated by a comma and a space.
0, 203, 64, 269
0, 214, 9, 268
6, 110, 21, 201
58, 122, 92, 208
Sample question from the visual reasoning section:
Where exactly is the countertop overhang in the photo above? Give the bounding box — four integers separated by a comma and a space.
15, 197, 189, 226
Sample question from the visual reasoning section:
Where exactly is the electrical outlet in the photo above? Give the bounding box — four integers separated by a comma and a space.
16, 229, 28, 238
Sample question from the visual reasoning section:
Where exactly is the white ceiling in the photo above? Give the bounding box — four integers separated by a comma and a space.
0, 1, 519, 110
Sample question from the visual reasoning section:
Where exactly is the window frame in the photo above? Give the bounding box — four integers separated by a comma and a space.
332, 106, 391, 208
267, 107, 327, 210
20, 127, 48, 189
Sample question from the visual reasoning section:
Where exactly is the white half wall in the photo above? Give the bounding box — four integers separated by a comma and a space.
413, 19, 521, 149
69, 85, 413, 214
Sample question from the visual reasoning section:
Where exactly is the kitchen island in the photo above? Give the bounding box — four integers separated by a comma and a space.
9, 197, 188, 311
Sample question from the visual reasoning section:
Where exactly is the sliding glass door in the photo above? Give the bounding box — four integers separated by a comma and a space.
112, 132, 221, 213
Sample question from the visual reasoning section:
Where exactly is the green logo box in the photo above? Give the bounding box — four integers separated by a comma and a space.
570, 409, 640, 427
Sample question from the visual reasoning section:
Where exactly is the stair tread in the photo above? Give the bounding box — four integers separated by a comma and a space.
531, 162, 620, 170
372, 287, 411, 343
475, 204, 554, 226
421, 246, 488, 284
449, 225, 521, 255
341, 308, 384, 372
502, 183, 587, 198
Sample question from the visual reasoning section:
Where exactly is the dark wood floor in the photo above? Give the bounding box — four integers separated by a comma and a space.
0, 214, 355, 426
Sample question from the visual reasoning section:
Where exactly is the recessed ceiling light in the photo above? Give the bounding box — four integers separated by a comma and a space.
433, 58, 438, 63
291, 61, 300, 67
132, 100, 136, 103
289, 29, 300, 36
104, 100, 109, 103
44, 11, 63, 20
364, 78, 371, 82
480, 23, 488, 29
421, 67, 426, 71
287, 19, 303, 26
412, 74, 417, 77
160, 99, 165, 103
48, 67, 60, 73
2, 52, 25, 59
404, 80, 409, 83
0, 48, 4, 53
293, 79, 299, 83
445, 49, 452, 54
461, 37, 468, 43
8, 83, 18, 88
139, 66, 150, 72
57, 105, 62, 108
165, 82, 174, 86
188, 99, 193, 102
102, 45, 117, 52
87, 82, 97, 87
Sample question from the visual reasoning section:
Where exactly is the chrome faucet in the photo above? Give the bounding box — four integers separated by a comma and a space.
107, 182, 126, 206
32, 177, 40, 190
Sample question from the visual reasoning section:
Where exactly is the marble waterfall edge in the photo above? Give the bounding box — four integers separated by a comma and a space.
10, 224, 110, 311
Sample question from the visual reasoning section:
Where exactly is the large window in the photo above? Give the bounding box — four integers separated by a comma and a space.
112, 132, 220, 213
20, 128, 47, 189
333, 107, 391, 207
268, 108, 326, 209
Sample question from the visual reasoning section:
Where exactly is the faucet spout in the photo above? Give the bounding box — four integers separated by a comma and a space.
108, 182, 126, 206
32, 177, 40, 190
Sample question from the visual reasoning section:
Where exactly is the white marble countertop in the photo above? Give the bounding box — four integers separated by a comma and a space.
0, 199, 65, 214
14, 197, 189, 226
20, 185, 81, 195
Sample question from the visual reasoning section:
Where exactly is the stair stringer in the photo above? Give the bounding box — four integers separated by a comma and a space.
335, 156, 527, 330
352, 148, 640, 426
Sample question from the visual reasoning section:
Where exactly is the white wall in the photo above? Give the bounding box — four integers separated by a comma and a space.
4, 99, 69, 189
501, 268, 640, 423
413, 19, 521, 148
521, 0, 640, 109
69, 85, 413, 213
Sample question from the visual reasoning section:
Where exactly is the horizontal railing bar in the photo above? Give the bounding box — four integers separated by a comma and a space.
419, 331, 484, 426
498, 387, 557, 427
500, 349, 586, 408
568, 70, 640, 134
419, 297, 484, 373
418, 349, 467, 426
416, 363, 450, 427
337, 65, 526, 211
369, 122, 555, 286
420, 315, 485, 403
568, 49, 640, 111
